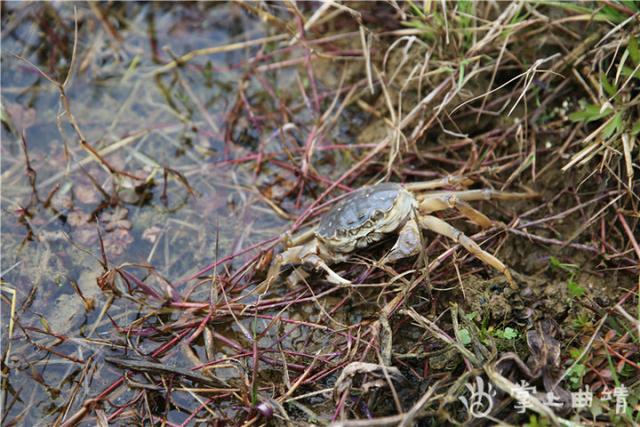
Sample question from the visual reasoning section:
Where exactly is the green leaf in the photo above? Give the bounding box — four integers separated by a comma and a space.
620, 0, 640, 12
631, 121, 640, 135
39, 316, 51, 332
458, 61, 466, 89
203, 61, 214, 83
549, 256, 578, 272
602, 112, 622, 139
628, 36, 640, 66
598, 5, 626, 24
620, 65, 640, 79
0, 103, 7, 125
567, 279, 586, 298
465, 311, 478, 321
457, 0, 473, 27
458, 328, 471, 345
121, 54, 141, 83
502, 327, 519, 340
567, 363, 586, 388
542, 2, 612, 22
600, 73, 617, 98
492, 327, 519, 340
542, 1, 591, 15
590, 397, 605, 417
406, 0, 426, 18
569, 348, 582, 359
525, 414, 552, 427
568, 104, 613, 123
457, 0, 473, 15
572, 312, 592, 329
509, 9, 528, 26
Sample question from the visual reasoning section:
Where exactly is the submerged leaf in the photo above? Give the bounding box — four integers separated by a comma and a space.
101, 207, 132, 231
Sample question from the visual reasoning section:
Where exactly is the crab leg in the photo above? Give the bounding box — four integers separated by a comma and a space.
305, 254, 352, 285
417, 189, 537, 203
417, 214, 516, 288
403, 175, 473, 192
419, 195, 493, 228
418, 189, 537, 227
287, 227, 317, 247
265, 240, 351, 287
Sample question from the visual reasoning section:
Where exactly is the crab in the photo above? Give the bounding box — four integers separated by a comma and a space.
265, 177, 535, 289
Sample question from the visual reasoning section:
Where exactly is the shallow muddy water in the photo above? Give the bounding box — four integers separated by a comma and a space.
1, 2, 368, 424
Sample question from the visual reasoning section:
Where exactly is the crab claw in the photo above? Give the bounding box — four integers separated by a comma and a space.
307, 254, 351, 286
384, 217, 421, 262
320, 265, 352, 286
265, 257, 284, 287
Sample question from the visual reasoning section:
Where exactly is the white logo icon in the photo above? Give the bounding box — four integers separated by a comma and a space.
459, 376, 496, 418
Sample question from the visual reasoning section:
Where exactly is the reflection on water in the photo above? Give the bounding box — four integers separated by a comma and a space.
1, 2, 371, 424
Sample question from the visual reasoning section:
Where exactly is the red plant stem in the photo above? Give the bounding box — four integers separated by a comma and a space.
106, 405, 128, 423
179, 395, 231, 427
271, 159, 352, 191
196, 349, 306, 373
250, 339, 259, 402
601, 215, 607, 254
617, 212, 640, 262
60, 376, 126, 427
186, 310, 213, 345
118, 269, 164, 300
31, 342, 85, 363
213, 143, 379, 167
613, 287, 637, 307
333, 389, 349, 422
302, 362, 346, 385
602, 340, 640, 370
229, 253, 270, 286
151, 328, 192, 358
250, 313, 329, 331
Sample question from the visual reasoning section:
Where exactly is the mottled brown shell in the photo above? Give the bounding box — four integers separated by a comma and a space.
315, 183, 415, 253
